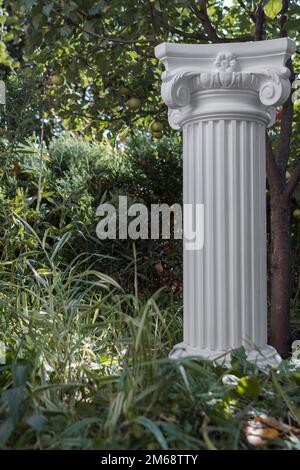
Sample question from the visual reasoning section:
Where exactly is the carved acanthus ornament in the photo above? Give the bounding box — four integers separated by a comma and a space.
161, 50, 291, 129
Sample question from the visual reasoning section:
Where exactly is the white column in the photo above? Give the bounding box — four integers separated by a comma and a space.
155, 38, 295, 365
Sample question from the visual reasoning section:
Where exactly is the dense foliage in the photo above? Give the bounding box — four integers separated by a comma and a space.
0, 122, 299, 450
0, 0, 298, 137
0, 0, 299, 450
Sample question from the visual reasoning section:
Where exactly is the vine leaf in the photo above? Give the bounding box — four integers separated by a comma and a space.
264, 0, 283, 19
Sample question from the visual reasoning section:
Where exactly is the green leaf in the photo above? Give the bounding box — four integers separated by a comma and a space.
12, 364, 27, 387
132, 417, 168, 450
62, 418, 101, 436
237, 376, 260, 397
1, 387, 25, 425
153, 1, 162, 12
25, 412, 47, 432
271, 371, 300, 426
0, 418, 14, 447
32, 13, 43, 29
264, 0, 283, 19
20, 0, 37, 9
42, 3, 54, 17
88, 4, 102, 15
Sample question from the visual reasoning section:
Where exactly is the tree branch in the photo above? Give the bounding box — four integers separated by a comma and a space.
275, 59, 295, 174
155, 7, 208, 41
189, 1, 222, 43
189, 1, 253, 43
266, 132, 285, 193
285, 160, 300, 197
162, 22, 207, 41
62, 14, 159, 45
280, 0, 289, 37
217, 34, 254, 43
130, 45, 154, 60
237, 0, 256, 23
255, 1, 265, 41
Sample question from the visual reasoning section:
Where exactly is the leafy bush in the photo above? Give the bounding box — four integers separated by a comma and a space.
0, 131, 183, 297
0, 233, 300, 449
0, 80, 299, 449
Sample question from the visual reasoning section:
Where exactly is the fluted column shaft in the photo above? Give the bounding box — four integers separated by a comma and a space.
155, 38, 296, 364
183, 119, 266, 356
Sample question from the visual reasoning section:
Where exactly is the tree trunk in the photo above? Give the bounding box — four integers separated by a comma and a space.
270, 191, 292, 356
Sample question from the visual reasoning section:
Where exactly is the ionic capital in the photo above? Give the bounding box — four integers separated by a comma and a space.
155, 39, 296, 129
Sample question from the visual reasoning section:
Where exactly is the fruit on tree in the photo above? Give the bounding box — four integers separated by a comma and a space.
50, 74, 64, 86
155, 261, 164, 273
127, 97, 141, 109
153, 131, 163, 139
293, 209, 300, 219
12, 162, 20, 175
118, 87, 130, 96
151, 121, 164, 132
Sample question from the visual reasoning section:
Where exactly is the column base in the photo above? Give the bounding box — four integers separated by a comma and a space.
169, 342, 281, 368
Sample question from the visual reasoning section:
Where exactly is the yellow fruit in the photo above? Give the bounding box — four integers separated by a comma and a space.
127, 97, 141, 109
155, 261, 164, 273
153, 131, 163, 139
12, 162, 20, 175
293, 209, 300, 219
50, 74, 64, 86
119, 87, 130, 96
151, 121, 164, 132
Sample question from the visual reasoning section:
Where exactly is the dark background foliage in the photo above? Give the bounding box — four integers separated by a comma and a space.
0, 0, 299, 450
